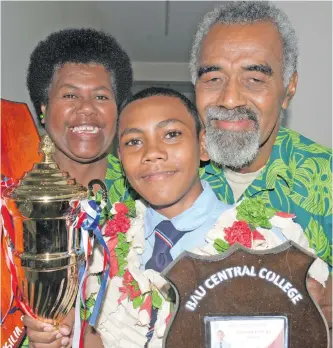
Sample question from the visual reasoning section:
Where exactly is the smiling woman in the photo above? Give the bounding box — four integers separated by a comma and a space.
10, 27, 136, 348
26, 28, 133, 188
40, 63, 118, 168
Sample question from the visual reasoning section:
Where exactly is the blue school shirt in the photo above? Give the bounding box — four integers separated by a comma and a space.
140, 180, 232, 268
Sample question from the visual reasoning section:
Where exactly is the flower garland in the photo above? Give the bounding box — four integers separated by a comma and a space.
86, 196, 329, 348
85, 200, 172, 347
194, 196, 329, 287
103, 202, 164, 313
212, 196, 281, 253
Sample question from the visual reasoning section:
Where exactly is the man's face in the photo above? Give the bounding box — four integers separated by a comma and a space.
195, 21, 297, 168
118, 96, 206, 216
41, 63, 117, 163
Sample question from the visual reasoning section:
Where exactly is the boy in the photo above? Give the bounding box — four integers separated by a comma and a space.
88, 87, 233, 348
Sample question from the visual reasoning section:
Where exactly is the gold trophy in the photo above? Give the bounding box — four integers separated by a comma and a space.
2, 135, 88, 324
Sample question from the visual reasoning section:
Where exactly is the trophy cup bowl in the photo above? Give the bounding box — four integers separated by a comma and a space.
2, 135, 88, 324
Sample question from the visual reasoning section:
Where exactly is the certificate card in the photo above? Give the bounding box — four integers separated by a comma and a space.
205, 315, 288, 348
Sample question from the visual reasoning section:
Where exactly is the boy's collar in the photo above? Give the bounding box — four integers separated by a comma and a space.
144, 180, 220, 239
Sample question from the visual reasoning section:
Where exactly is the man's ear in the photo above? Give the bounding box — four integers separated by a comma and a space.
117, 148, 121, 161
282, 72, 298, 110
40, 105, 46, 124
199, 129, 210, 161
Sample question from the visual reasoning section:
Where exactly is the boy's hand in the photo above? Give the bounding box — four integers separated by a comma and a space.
23, 308, 75, 347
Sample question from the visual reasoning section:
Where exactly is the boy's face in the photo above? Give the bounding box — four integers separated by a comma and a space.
118, 95, 208, 217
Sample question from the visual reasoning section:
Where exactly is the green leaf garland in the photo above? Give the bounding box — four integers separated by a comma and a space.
152, 289, 163, 309
236, 196, 277, 229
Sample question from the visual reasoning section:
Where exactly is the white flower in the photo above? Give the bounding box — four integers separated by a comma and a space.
110, 201, 120, 215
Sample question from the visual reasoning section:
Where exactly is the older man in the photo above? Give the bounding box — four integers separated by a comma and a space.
193, 1, 332, 325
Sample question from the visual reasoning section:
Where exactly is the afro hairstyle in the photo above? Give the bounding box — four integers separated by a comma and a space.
26, 28, 133, 117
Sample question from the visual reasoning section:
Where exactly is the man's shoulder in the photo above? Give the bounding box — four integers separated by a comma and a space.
276, 127, 332, 163
272, 128, 332, 224
271, 128, 332, 185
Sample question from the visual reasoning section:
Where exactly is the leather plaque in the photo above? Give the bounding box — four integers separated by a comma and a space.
162, 241, 329, 348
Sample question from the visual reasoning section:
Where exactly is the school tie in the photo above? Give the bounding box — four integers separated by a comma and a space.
145, 220, 185, 273
145, 220, 186, 342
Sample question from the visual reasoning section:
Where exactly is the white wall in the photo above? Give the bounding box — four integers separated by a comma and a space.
1, 1, 332, 147
276, 1, 332, 147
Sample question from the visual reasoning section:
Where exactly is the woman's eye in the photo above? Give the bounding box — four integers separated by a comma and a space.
165, 131, 181, 139
125, 139, 142, 146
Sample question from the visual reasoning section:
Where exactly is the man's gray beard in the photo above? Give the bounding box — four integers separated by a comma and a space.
205, 107, 260, 169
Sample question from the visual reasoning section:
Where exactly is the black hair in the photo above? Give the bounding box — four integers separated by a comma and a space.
26, 28, 133, 117
120, 87, 202, 136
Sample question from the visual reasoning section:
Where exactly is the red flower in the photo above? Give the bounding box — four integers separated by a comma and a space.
123, 269, 135, 284
224, 221, 265, 248
114, 202, 129, 215
224, 221, 253, 248
129, 285, 141, 300
104, 214, 130, 238
104, 219, 118, 239
122, 270, 141, 300
116, 214, 131, 232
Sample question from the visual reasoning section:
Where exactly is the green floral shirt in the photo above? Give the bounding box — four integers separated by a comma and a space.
20, 154, 135, 347
102, 154, 137, 206
199, 127, 332, 267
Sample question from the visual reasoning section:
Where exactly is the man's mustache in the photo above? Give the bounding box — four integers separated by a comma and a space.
206, 106, 259, 125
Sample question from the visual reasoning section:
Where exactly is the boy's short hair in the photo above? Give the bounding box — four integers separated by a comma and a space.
27, 28, 133, 117
120, 87, 202, 136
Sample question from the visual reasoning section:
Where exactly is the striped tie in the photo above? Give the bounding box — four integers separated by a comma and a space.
145, 220, 185, 342
145, 220, 184, 273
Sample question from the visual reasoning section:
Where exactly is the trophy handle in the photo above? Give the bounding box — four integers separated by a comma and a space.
87, 179, 108, 202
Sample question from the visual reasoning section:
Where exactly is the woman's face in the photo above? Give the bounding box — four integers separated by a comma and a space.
41, 63, 117, 163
